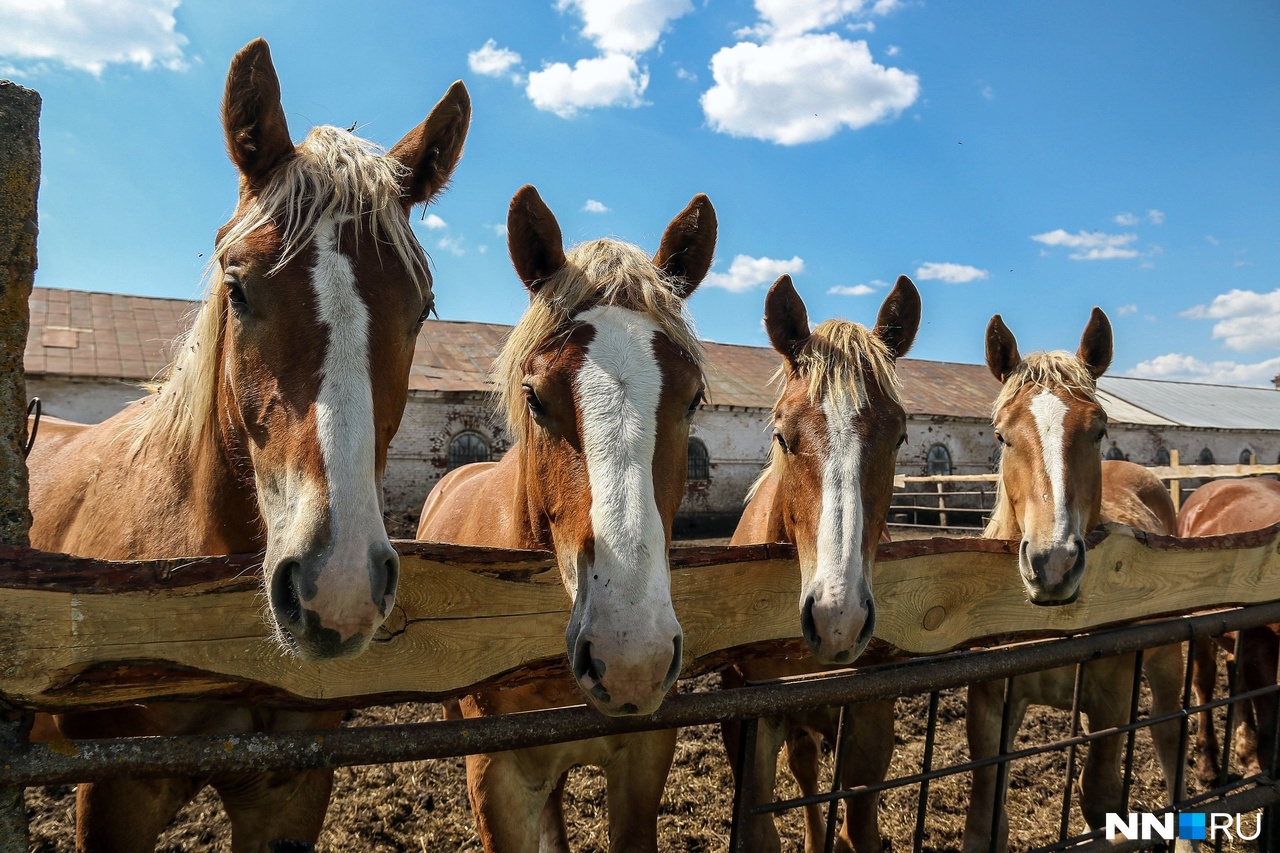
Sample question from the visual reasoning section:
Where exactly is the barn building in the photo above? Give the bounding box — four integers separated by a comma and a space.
24, 288, 1280, 530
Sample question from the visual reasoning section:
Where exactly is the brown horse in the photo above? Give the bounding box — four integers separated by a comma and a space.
26, 39, 469, 851
721, 273, 920, 853
964, 309, 1186, 853
417, 185, 715, 852
1181, 477, 1280, 783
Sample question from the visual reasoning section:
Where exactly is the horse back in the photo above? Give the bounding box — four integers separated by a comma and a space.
416, 456, 529, 548
1101, 459, 1176, 535
1178, 477, 1280, 537
730, 476, 779, 546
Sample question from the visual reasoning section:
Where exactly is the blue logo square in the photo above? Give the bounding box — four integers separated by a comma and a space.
1178, 813, 1206, 840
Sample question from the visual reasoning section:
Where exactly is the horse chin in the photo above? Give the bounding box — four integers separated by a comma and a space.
1024, 582, 1082, 607
275, 614, 375, 662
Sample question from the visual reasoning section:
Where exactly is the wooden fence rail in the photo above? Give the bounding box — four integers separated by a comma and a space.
2, 521, 1279, 714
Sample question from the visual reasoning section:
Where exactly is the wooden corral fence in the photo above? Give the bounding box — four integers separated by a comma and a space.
891, 461, 1280, 533
1, 524, 1280, 850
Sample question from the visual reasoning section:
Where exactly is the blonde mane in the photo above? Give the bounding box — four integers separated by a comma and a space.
747, 319, 901, 502
494, 239, 704, 436
984, 351, 1100, 538
132, 125, 430, 456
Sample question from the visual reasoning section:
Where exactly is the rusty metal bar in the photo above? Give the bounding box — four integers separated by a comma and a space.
1059, 662, 1086, 841
728, 716, 759, 853
1119, 649, 1144, 811
912, 690, 941, 853
6, 603, 1280, 788
822, 704, 850, 853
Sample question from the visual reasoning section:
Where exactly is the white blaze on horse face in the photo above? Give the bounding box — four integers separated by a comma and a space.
806, 396, 874, 662
273, 218, 394, 649
571, 304, 682, 712
1029, 389, 1071, 541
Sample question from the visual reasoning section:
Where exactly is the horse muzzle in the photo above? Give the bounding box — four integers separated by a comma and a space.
1020, 535, 1086, 606
801, 584, 877, 665
569, 626, 683, 716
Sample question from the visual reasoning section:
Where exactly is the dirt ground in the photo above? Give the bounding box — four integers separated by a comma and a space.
23, 525, 1266, 851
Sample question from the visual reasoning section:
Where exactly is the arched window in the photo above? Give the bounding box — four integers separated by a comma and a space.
1154, 447, 1170, 466
926, 443, 952, 477
687, 438, 710, 482
447, 431, 491, 471
1240, 448, 1256, 465
1198, 447, 1215, 465
1104, 446, 1125, 461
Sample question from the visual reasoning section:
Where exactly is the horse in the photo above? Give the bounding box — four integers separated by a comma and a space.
1180, 477, 1280, 783
25, 38, 470, 851
416, 184, 716, 852
963, 308, 1186, 853
720, 273, 920, 853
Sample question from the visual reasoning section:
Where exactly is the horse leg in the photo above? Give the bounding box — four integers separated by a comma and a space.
722, 714, 787, 853
1144, 645, 1189, 802
215, 769, 334, 853
538, 771, 570, 853
1192, 637, 1223, 784
836, 700, 895, 853
75, 776, 204, 853
465, 751, 550, 853
783, 723, 837, 853
1240, 626, 1280, 774
963, 680, 1027, 853
604, 729, 678, 853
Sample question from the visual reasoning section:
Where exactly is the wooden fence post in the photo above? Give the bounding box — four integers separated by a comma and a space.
0, 77, 40, 852
1169, 449, 1181, 515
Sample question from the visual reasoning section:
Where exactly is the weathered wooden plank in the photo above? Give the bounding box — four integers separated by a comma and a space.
0, 524, 1277, 711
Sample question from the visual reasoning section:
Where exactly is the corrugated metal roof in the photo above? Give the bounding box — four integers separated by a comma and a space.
1099, 375, 1280, 431
24, 288, 1280, 431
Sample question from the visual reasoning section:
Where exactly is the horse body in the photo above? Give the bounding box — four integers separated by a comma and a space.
418, 186, 716, 852
25, 38, 470, 851
722, 274, 921, 853
964, 311, 1185, 853
1181, 478, 1280, 783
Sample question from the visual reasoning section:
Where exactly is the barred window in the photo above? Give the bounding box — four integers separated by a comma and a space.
1154, 447, 1170, 466
688, 438, 710, 482
1198, 447, 1215, 465
1104, 446, 1125, 461
926, 443, 952, 477
1240, 448, 1255, 465
447, 431, 491, 472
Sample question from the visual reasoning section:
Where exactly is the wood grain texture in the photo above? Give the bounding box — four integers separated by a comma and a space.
0, 523, 1277, 711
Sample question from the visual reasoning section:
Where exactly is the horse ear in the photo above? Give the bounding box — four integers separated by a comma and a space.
389, 81, 471, 208
1077, 306, 1113, 380
654, 194, 717, 299
985, 314, 1021, 383
764, 275, 811, 368
873, 275, 921, 359
507, 185, 567, 294
222, 39, 295, 187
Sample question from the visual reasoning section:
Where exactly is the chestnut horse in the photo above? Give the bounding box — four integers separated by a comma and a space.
417, 185, 715, 852
964, 309, 1186, 853
1181, 477, 1280, 783
26, 39, 470, 851
722, 274, 920, 853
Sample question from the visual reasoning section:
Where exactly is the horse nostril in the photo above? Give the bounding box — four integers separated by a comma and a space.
572, 639, 604, 685
379, 550, 400, 613
662, 634, 683, 691
270, 560, 303, 626
858, 598, 877, 646
801, 594, 820, 649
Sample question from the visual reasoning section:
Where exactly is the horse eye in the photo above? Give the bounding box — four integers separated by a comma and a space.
224, 277, 248, 310
896, 434, 908, 448
994, 431, 1006, 447
1097, 426, 1108, 442
417, 295, 435, 326
687, 389, 704, 416
773, 429, 789, 453
523, 384, 545, 417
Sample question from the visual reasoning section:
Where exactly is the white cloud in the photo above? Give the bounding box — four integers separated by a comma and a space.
583, 199, 610, 213
1182, 288, 1280, 351
675, 65, 697, 82
527, 53, 649, 117
418, 213, 447, 230
704, 254, 805, 293
885, 44, 900, 56
1114, 212, 1139, 226
1115, 304, 1138, 316
1147, 209, 1165, 225
485, 223, 508, 237
1030, 229, 1140, 261
468, 39, 523, 81
1127, 352, 1280, 388
914, 262, 988, 284
701, 34, 919, 145
1206, 235, 1220, 246
980, 84, 995, 100
828, 284, 875, 296
0, 0, 187, 75
436, 236, 465, 257
557, 0, 693, 55
751, 0, 900, 39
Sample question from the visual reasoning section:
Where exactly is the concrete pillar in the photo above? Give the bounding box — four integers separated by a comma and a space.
0, 80, 40, 548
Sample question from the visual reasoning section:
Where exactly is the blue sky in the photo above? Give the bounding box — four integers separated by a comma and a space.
3, 0, 1278, 385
